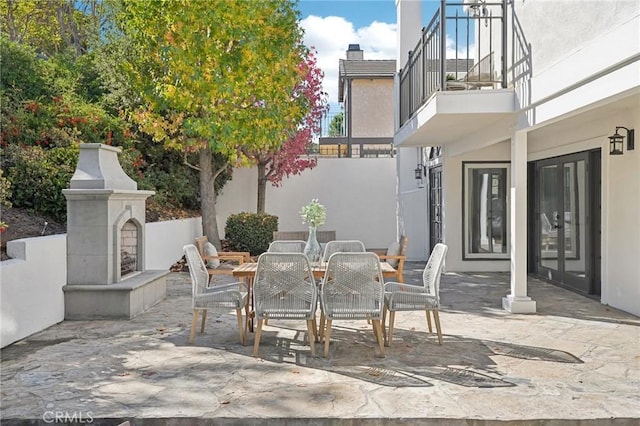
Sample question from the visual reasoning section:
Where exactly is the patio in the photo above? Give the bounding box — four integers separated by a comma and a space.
1, 262, 639, 424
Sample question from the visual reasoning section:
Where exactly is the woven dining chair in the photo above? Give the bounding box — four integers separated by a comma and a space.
319, 252, 385, 358
253, 252, 319, 357
267, 240, 306, 253
183, 244, 249, 345
382, 243, 448, 346
321, 240, 366, 262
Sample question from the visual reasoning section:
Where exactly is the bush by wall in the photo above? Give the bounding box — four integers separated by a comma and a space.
225, 212, 278, 256
2, 145, 78, 222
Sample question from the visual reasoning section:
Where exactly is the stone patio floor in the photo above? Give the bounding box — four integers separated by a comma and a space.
1, 262, 639, 425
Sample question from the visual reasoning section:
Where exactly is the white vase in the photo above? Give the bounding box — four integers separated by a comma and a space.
304, 226, 322, 264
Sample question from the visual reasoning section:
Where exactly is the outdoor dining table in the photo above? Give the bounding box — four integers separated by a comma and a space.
232, 260, 397, 280
232, 260, 397, 331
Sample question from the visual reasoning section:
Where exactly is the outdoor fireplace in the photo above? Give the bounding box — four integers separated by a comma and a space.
62, 143, 168, 319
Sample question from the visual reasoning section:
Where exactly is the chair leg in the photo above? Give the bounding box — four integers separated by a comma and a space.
432, 309, 443, 345
189, 310, 199, 344
235, 308, 245, 345
382, 305, 388, 345
252, 319, 264, 357
386, 311, 395, 347
372, 319, 386, 358
312, 317, 319, 342
306, 320, 316, 357
323, 320, 333, 357
426, 310, 433, 332
200, 309, 207, 333
244, 302, 250, 339
319, 313, 326, 341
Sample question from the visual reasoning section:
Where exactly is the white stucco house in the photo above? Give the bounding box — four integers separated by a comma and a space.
394, 0, 640, 316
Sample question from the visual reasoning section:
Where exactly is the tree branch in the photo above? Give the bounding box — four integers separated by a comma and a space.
183, 153, 200, 171
213, 161, 229, 181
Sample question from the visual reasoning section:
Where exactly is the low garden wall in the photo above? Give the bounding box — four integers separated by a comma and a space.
0, 217, 202, 348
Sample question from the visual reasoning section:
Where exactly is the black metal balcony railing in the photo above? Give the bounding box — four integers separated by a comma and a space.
399, 1, 509, 126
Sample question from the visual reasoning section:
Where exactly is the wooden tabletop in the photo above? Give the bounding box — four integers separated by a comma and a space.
232, 261, 397, 279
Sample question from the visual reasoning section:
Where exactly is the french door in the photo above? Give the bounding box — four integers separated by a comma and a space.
429, 165, 443, 252
533, 150, 600, 295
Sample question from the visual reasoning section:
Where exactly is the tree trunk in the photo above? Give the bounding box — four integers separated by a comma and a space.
199, 147, 222, 250
257, 162, 267, 213
6, 0, 19, 42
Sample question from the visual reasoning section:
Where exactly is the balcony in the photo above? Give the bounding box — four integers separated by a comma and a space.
396, 1, 528, 149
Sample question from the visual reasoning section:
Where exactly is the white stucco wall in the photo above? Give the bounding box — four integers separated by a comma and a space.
514, 1, 639, 77
601, 114, 640, 316
1, 235, 67, 349
396, 146, 427, 260
145, 217, 203, 270
216, 158, 398, 250
515, 2, 639, 127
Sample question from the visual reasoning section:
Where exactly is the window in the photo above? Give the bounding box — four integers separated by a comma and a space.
463, 162, 510, 259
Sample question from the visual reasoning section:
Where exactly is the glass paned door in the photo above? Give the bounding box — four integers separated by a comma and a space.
564, 160, 587, 281
539, 164, 559, 272
534, 151, 597, 294
429, 165, 443, 252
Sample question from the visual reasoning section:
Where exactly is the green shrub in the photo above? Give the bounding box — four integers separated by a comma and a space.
2, 144, 78, 222
0, 36, 51, 101
225, 212, 278, 256
0, 169, 12, 208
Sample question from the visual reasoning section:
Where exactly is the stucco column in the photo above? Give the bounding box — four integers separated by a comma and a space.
396, 0, 422, 72
503, 130, 537, 313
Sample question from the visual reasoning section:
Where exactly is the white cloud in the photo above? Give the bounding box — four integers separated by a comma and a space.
446, 34, 476, 60
300, 15, 397, 113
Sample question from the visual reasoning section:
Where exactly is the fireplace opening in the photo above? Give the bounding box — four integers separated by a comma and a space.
121, 220, 138, 277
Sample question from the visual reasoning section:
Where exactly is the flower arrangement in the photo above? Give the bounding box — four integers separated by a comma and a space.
300, 198, 326, 228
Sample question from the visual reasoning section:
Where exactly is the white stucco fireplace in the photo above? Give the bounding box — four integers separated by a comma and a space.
62, 143, 168, 319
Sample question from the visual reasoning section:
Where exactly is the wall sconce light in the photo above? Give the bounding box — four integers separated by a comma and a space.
470, 0, 489, 26
608, 126, 635, 156
414, 163, 426, 182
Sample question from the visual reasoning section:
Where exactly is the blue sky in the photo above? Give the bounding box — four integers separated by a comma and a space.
298, 0, 397, 29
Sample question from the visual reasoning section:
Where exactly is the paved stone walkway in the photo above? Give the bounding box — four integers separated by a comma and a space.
1, 263, 639, 425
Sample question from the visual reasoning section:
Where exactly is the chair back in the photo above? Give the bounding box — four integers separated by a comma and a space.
183, 244, 209, 297
254, 252, 317, 319
321, 252, 384, 320
194, 236, 210, 258
268, 240, 306, 253
423, 243, 448, 299
322, 240, 366, 262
